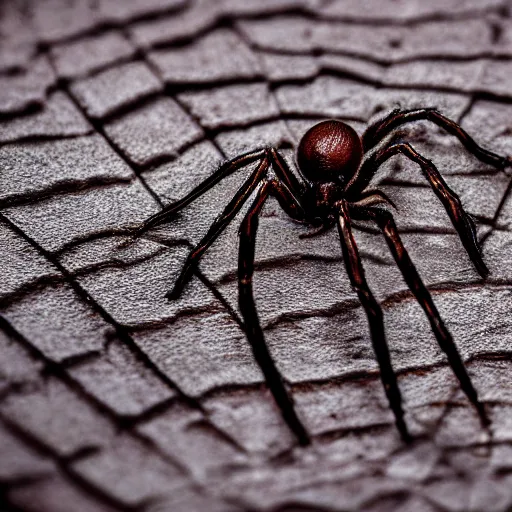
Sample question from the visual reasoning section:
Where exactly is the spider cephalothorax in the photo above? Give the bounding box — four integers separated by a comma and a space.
135, 108, 510, 445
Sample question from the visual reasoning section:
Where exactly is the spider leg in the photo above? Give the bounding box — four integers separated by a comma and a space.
135, 149, 266, 236
351, 189, 397, 210
268, 147, 306, 197
239, 178, 310, 445
356, 206, 489, 427
337, 200, 410, 442
362, 108, 510, 169
299, 218, 335, 239
167, 155, 270, 299
354, 142, 489, 278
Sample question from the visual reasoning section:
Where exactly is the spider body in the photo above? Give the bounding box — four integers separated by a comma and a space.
136, 108, 510, 446
297, 119, 363, 185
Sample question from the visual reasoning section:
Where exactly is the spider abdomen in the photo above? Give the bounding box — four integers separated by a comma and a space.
297, 120, 363, 185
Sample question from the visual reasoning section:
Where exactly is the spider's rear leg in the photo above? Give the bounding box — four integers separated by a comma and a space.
337, 200, 411, 442
239, 178, 309, 445
134, 149, 266, 237
362, 108, 510, 169
357, 142, 489, 278
357, 206, 489, 428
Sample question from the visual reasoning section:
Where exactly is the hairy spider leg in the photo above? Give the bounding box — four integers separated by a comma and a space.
166, 156, 270, 299
239, 179, 309, 446
337, 201, 411, 442
268, 148, 306, 196
362, 108, 510, 169
357, 207, 489, 427
134, 149, 267, 237
350, 189, 397, 210
166, 149, 308, 300
360, 142, 488, 278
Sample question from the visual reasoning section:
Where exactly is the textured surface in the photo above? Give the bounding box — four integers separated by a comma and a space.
1, 1, 512, 511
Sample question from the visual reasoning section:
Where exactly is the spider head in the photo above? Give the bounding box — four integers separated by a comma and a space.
297, 120, 363, 186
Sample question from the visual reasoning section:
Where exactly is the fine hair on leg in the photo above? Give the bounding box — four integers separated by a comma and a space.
362, 108, 510, 169
135, 149, 267, 237
167, 156, 270, 299
353, 142, 488, 278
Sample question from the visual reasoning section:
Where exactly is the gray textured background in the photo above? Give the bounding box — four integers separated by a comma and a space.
1, 0, 512, 511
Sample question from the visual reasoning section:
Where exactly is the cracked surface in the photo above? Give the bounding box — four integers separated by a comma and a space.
1, 1, 512, 511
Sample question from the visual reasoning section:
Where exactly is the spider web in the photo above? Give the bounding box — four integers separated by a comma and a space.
1, 0, 512, 510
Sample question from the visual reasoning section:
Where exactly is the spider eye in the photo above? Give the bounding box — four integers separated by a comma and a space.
297, 120, 363, 184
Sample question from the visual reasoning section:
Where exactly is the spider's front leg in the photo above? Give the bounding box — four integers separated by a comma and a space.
353, 142, 489, 278
337, 200, 411, 442
239, 178, 309, 445
362, 108, 510, 169
135, 149, 266, 237
354, 206, 489, 428
147, 148, 305, 299
166, 155, 271, 299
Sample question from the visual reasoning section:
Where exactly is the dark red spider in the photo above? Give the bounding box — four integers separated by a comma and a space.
136, 108, 510, 445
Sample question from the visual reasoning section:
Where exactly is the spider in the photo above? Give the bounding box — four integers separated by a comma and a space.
135, 108, 510, 446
